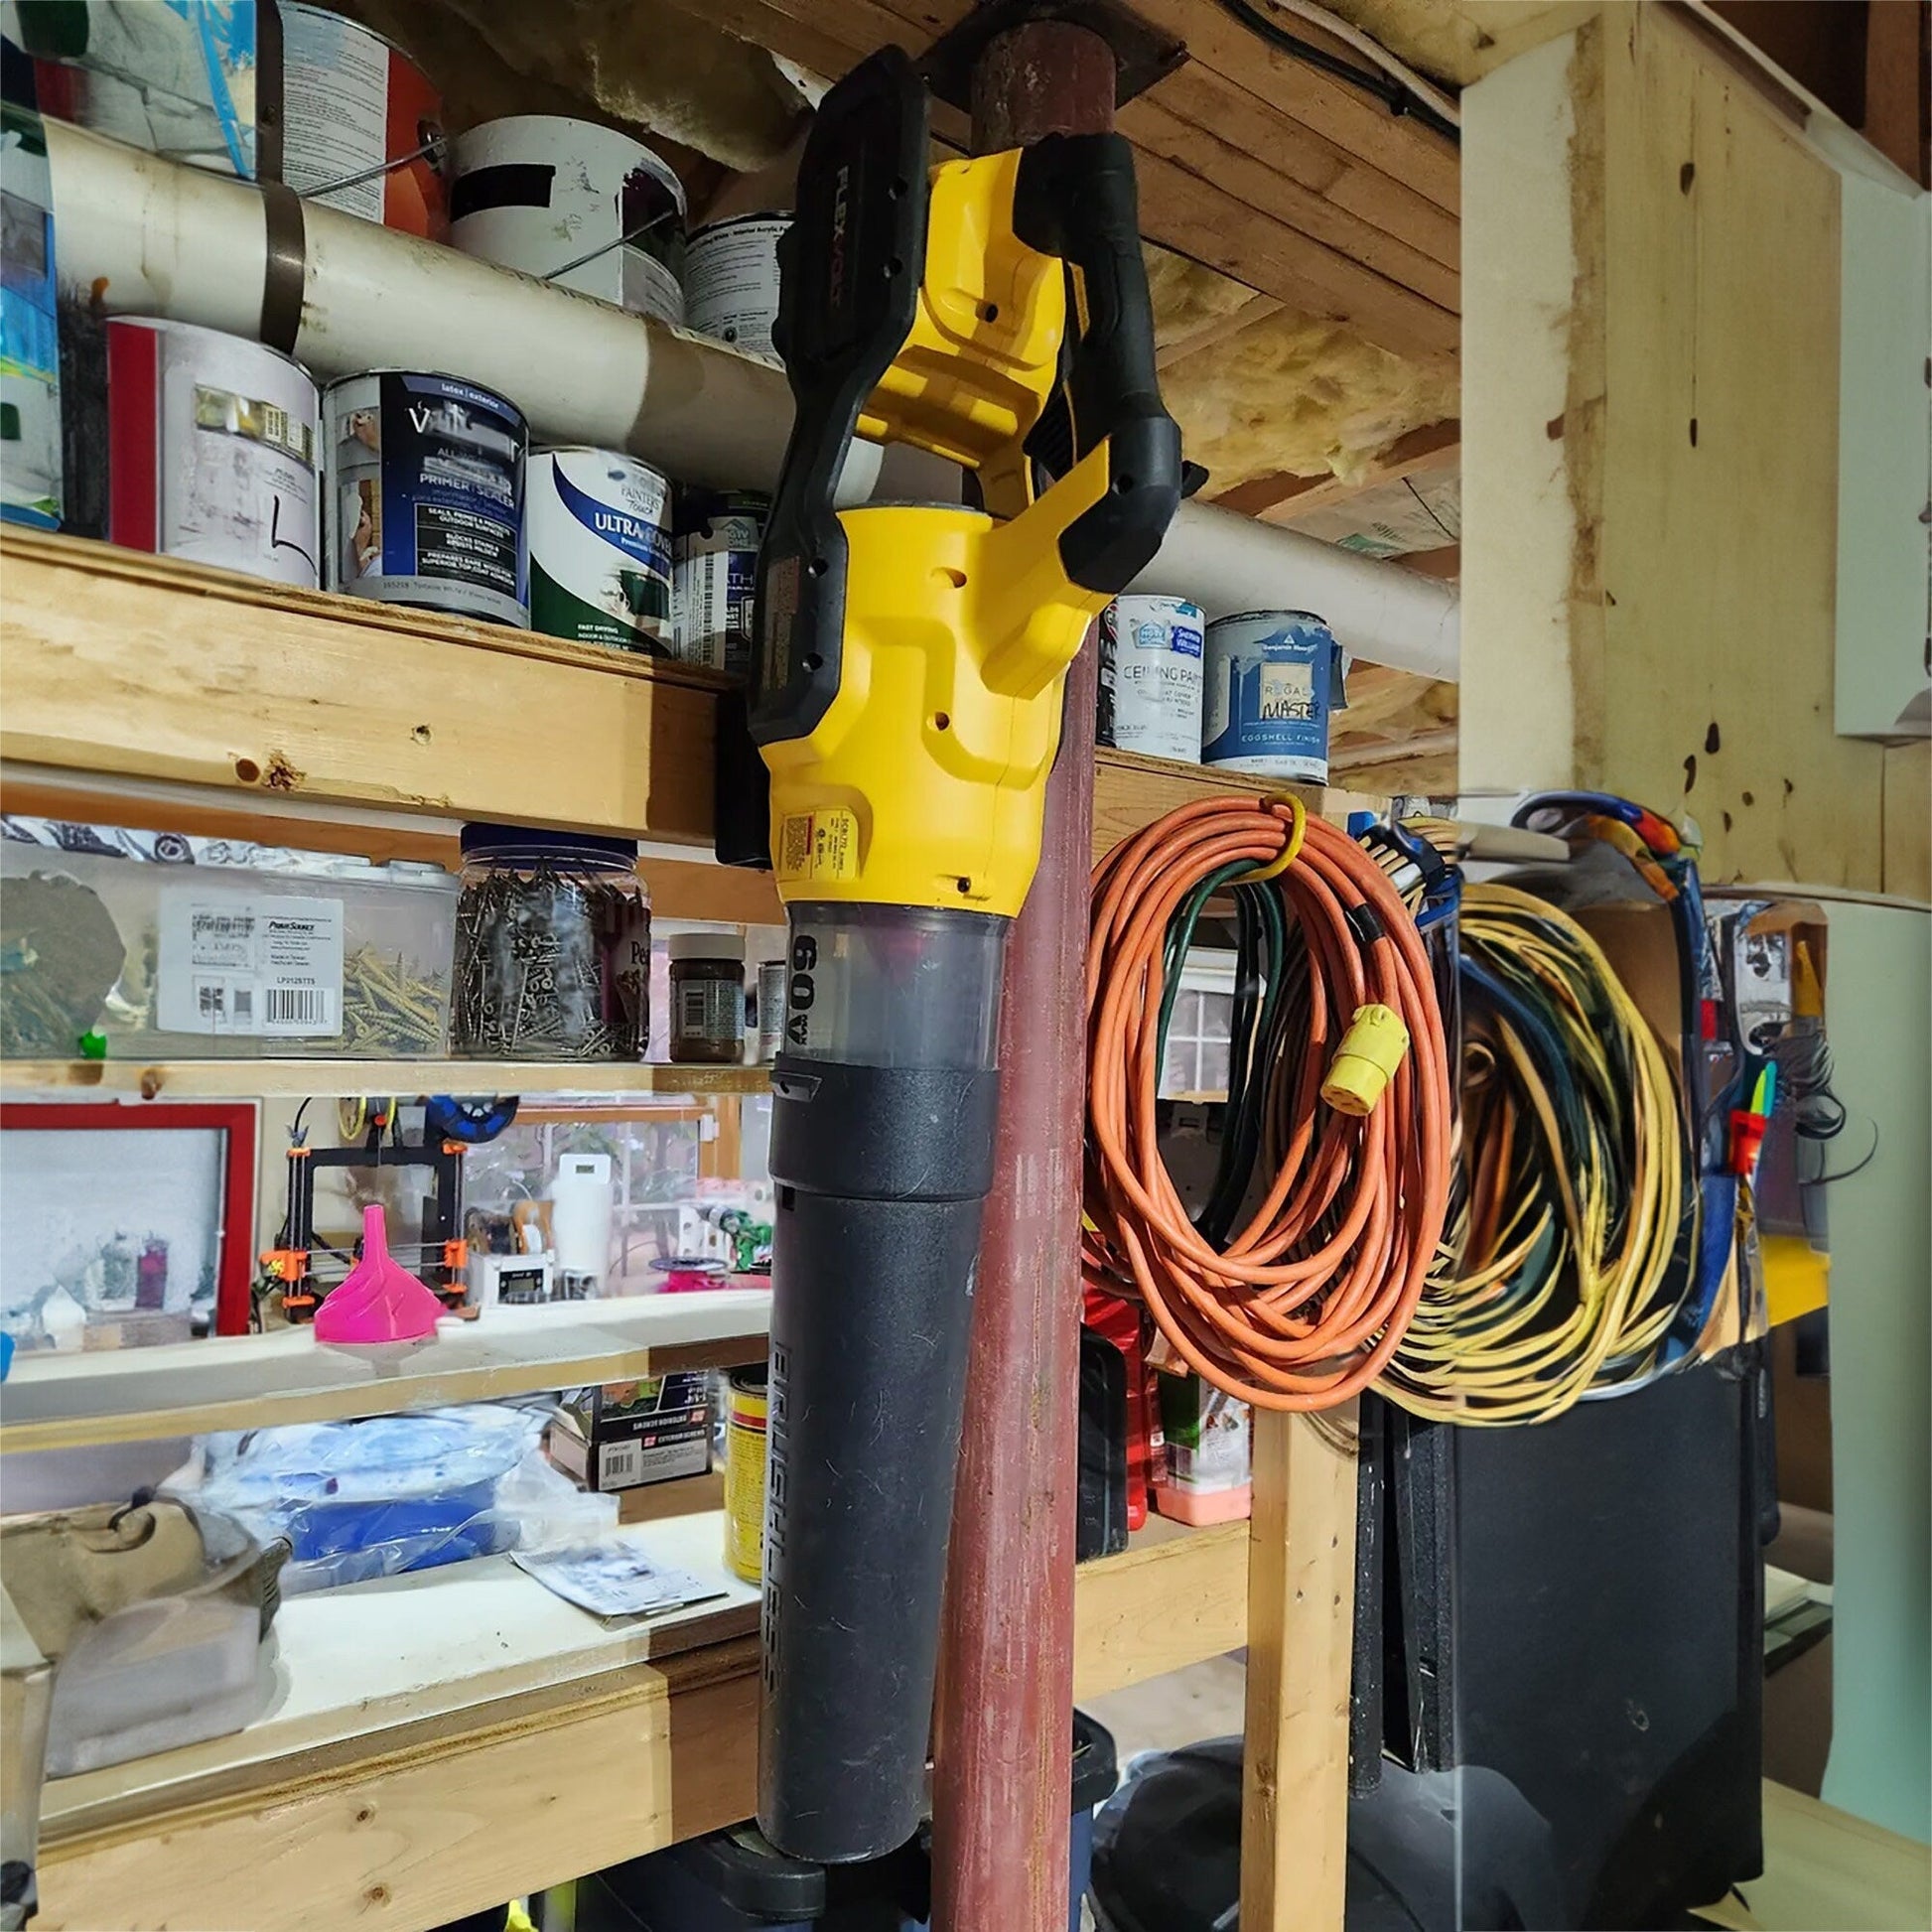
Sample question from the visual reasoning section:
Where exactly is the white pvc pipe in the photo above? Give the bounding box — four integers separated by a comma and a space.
43, 119, 918, 500
1133, 498, 1459, 682
45, 121, 1459, 676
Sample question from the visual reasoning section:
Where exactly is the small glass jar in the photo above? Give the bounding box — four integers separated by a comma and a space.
451, 824, 649, 1061
667, 930, 746, 1063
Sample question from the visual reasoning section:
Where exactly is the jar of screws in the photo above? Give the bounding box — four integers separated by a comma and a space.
451, 825, 649, 1061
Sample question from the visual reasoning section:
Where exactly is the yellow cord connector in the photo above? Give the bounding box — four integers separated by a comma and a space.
1321, 1003, 1412, 1116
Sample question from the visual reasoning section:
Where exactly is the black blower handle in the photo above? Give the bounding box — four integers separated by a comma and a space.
1013, 132, 1183, 595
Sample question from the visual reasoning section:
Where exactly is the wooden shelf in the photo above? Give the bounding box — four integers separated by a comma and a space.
1091, 746, 1385, 865
0, 1291, 771, 1453
35, 1507, 1249, 1932
0, 1058, 773, 1101
0, 529, 725, 848
1073, 1513, 1251, 1702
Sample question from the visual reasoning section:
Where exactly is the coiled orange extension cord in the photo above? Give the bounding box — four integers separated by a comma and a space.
1082, 796, 1453, 1410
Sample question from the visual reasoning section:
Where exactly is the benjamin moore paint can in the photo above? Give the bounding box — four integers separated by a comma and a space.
448, 116, 687, 327
684, 214, 790, 361
528, 448, 672, 652
1201, 610, 1343, 783
105, 318, 320, 588
672, 490, 766, 678
281, 3, 449, 240
1099, 595, 1204, 763
724, 1364, 768, 1583
323, 370, 528, 624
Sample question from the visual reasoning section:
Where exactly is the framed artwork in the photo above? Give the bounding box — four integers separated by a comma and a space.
0, 1102, 257, 1343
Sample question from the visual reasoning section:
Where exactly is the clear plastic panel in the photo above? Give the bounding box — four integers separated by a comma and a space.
778, 902, 1008, 1071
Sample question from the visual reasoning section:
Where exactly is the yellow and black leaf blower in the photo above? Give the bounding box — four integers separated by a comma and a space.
751, 48, 1180, 1863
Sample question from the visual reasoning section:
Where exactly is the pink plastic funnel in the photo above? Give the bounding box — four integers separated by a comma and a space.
314, 1203, 445, 1343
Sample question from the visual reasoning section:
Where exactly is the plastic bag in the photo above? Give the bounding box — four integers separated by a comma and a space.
169, 1402, 616, 1593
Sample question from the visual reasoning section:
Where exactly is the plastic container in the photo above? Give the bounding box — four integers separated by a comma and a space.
451, 824, 650, 1061
668, 932, 746, 1063
0, 819, 457, 1059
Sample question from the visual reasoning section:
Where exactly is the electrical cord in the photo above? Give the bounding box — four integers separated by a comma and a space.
1377, 884, 1697, 1425
1215, 0, 1460, 142
1083, 795, 1452, 1411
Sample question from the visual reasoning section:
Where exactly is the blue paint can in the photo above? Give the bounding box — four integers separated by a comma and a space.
1201, 610, 1344, 783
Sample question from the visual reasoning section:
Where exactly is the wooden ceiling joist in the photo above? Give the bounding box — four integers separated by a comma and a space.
663, 0, 1461, 358
1213, 416, 1458, 519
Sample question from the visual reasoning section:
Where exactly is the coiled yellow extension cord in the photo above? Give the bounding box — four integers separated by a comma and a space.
1377, 883, 1693, 1425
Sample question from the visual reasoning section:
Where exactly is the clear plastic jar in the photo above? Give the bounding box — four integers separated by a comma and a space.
451, 824, 649, 1061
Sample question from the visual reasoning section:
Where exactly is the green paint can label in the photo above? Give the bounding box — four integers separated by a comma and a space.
528, 447, 672, 653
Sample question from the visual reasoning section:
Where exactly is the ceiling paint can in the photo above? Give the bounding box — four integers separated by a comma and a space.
104, 317, 320, 588
684, 213, 790, 362
280, 3, 448, 240
1099, 595, 1205, 764
1201, 610, 1346, 784
448, 115, 687, 328
323, 370, 528, 625
528, 447, 673, 654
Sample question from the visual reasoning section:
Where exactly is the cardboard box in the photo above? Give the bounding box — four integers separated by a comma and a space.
550, 1373, 711, 1493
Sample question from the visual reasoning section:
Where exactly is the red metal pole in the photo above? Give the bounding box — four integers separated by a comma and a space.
930, 23, 1116, 1932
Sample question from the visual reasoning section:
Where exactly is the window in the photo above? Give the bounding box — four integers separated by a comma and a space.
1160, 952, 1237, 1101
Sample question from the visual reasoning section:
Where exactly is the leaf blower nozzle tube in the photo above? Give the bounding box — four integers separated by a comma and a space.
758, 900, 1009, 1863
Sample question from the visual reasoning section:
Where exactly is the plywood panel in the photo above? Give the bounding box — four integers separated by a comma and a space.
1463, 11, 1892, 891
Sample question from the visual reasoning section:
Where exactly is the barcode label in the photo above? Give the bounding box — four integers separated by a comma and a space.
266, 986, 332, 1031
599, 1442, 642, 1488
158, 890, 344, 1037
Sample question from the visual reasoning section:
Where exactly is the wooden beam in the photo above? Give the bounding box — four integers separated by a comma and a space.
1072, 1518, 1251, 1700
1241, 1405, 1360, 1931
1461, 10, 1902, 892
0, 532, 725, 847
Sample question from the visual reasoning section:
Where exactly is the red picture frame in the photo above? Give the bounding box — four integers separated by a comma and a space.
0, 1102, 258, 1336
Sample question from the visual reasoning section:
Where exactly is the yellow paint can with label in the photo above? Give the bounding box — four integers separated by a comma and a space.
724, 1364, 768, 1583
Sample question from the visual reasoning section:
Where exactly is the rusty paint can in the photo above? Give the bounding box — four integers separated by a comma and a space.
104, 317, 320, 588
323, 370, 528, 625
724, 1363, 768, 1583
280, 3, 449, 241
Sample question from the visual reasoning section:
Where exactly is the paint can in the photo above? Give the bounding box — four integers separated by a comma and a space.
756, 958, 785, 1062
527, 448, 672, 653
723, 1364, 768, 1583
104, 317, 320, 588
671, 490, 766, 678
280, 3, 449, 241
448, 115, 687, 328
323, 370, 528, 625
1201, 610, 1344, 783
683, 214, 790, 361
1099, 595, 1205, 763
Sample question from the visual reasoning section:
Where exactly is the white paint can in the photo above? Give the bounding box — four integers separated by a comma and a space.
280, 2, 449, 239
323, 370, 528, 625
528, 447, 673, 653
448, 115, 687, 327
684, 214, 790, 361
1099, 595, 1205, 763
104, 317, 320, 588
